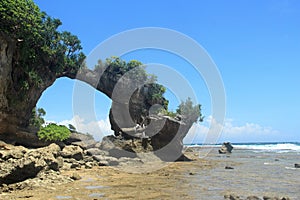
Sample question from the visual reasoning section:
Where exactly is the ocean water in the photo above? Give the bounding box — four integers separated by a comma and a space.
185, 142, 300, 199
186, 142, 300, 153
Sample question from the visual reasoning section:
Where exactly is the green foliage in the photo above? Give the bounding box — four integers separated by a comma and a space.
95, 57, 169, 111
176, 97, 204, 123
0, 0, 85, 93
0, 0, 43, 39
29, 107, 46, 128
38, 123, 71, 141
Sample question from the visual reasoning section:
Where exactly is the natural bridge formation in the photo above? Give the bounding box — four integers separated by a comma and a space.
0, 0, 201, 161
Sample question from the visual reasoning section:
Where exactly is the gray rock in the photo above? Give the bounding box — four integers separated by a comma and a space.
60, 145, 83, 161
92, 155, 119, 166
294, 163, 300, 168
86, 148, 107, 156
219, 142, 234, 154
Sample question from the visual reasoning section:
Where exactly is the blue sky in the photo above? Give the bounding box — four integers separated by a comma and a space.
34, 0, 300, 143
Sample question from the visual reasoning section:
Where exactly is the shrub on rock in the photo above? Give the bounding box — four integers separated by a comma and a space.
38, 123, 71, 142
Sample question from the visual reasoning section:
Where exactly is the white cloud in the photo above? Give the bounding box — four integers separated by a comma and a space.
49, 115, 113, 141
184, 116, 280, 144
48, 115, 279, 143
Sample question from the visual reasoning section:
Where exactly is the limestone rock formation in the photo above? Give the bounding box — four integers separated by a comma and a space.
0, 143, 61, 185
105, 114, 195, 161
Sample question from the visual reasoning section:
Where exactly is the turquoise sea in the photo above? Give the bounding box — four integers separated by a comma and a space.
184, 142, 300, 199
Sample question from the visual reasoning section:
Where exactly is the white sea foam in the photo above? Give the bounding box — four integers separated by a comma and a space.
185, 142, 300, 153
233, 143, 300, 152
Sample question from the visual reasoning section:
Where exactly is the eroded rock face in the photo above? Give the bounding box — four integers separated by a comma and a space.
106, 114, 194, 161
0, 143, 61, 185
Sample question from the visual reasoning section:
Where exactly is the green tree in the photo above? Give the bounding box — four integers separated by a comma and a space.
0, 0, 85, 131
29, 107, 46, 128
176, 97, 204, 123
37, 123, 71, 141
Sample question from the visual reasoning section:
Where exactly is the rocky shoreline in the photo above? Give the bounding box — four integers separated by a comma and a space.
0, 132, 151, 193
0, 139, 296, 199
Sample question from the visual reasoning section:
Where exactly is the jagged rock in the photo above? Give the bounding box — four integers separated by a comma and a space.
149, 115, 192, 161
0, 145, 28, 160
0, 143, 60, 185
219, 142, 234, 154
107, 114, 194, 161
60, 145, 83, 161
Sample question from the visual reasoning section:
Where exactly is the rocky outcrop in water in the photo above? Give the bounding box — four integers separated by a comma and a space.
219, 142, 234, 154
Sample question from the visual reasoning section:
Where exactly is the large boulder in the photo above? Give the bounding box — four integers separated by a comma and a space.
63, 132, 96, 150
107, 114, 194, 161
60, 145, 84, 161
219, 142, 234, 154
0, 130, 52, 148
